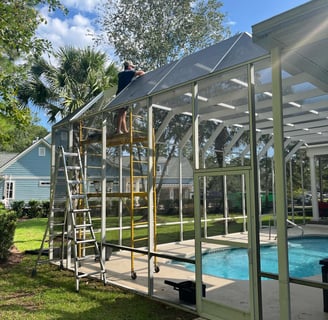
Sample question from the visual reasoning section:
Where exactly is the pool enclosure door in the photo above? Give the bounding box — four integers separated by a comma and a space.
194, 167, 261, 320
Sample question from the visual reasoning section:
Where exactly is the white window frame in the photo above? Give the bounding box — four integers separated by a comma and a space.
39, 147, 46, 157
169, 188, 174, 200
4, 181, 14, 199
39, 181, 50, 187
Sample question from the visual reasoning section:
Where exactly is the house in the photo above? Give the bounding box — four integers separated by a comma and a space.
0, 134, 51, 207
0, 128, 193, 210
155, 156, 193, 202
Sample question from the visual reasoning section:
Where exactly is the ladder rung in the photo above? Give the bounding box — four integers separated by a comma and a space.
68, 180, 81, 184
134, 206, 148, 210
85, 153, 102, 157
63, 151, 79, 157
134, 221, 148, 226
50, 222, 65, 227
76, 255, 98, 262
75, 239, 96, 244
77, 270, 105, 279
134, 237, 148, 242
71, 195, 87, 199
66, 165, 81, 170
74, 223, 92, 229
133, 160, 148, 163
72, 208, 90, 213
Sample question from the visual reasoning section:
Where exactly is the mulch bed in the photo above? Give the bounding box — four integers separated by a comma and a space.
0, 245, 24, 268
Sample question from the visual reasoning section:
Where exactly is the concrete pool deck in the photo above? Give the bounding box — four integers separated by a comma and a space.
79, 223, 328, 320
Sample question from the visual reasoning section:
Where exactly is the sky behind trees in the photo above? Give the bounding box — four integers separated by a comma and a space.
34, 0, 309, 130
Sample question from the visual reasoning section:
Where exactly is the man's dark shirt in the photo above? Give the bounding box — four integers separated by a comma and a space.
116, 69, 136, 94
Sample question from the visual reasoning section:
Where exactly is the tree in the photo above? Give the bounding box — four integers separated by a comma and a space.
98, 0, 230, 70
18, 46, 118, 122
0, 0, 66, 144
98, 0, 230, 208
0, 113, 48, 153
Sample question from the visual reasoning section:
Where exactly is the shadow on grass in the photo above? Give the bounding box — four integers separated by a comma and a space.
0, 255, 196, 320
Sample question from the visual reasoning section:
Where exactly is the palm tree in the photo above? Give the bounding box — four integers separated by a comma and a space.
18, 46, 118, 123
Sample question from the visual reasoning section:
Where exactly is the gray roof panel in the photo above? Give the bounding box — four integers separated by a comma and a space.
107, 32, 268, 110
216, 33, 268, 71
111, 61, 179, 107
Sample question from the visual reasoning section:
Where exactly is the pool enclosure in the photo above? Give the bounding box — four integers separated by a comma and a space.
46, 1, 328, 319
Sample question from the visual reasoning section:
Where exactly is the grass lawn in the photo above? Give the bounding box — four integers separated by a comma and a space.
1, 213, 311, 320
0, 218, 196, 320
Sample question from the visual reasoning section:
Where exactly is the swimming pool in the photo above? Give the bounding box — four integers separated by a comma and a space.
180, 236, 328, 280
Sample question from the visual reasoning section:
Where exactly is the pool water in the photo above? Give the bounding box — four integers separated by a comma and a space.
182, 236, 328, 280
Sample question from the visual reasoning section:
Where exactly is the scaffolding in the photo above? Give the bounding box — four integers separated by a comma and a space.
80, 107, 158, 280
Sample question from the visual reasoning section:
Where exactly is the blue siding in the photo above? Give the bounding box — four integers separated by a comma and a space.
4, 144, 51, 176
1, 141, 51, 202
13, 179, 50, 201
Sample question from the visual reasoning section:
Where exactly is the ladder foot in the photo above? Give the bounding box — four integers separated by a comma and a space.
31, 268, 37, 277
131, 271, 137, 280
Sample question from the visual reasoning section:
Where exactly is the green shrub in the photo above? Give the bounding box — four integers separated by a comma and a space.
11, 200, 25, 218
0, 209, 17, 261
11, 200, 50, 219
28, 200, 43, 218
41, 201, 50, 217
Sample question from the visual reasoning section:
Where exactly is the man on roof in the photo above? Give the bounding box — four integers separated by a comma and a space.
116, 60, 145, 134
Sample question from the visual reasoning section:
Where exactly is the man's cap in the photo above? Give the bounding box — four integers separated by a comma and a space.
124, 60, 135, 68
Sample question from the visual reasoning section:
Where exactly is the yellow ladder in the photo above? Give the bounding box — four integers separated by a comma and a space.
128, 112, 158, 279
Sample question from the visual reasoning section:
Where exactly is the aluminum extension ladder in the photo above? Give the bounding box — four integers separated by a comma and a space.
33, 146, 106, 292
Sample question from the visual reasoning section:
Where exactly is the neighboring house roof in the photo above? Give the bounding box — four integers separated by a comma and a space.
0, 134, 51, 173
117, 155, 193, 179
0, 153, 18, 168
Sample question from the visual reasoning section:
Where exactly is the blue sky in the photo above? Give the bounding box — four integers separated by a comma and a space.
221, 0, 309, 34
35, 0, 310, 131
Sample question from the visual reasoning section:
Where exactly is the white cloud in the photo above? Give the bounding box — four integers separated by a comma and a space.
37, 6, 97, 53
60, 0, 103, 13
226, 20, 237, 27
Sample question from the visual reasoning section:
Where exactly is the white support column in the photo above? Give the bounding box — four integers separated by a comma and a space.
101, 116, 107, 261
309, 155, 319, 220
67, 124, 74, 269
147, 98, 155, 295
289, 160, 294, 221
49, 133, 56, 261
271, 46, 291, 320
179, 148, 184, 241
192, 81, 203, 312
247, 63, 263, 320
202, 151, 207, 238
119, 146, 123, 246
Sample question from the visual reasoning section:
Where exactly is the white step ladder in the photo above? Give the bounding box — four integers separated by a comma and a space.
33, 146, 106, 292
61, 146, 106, 292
